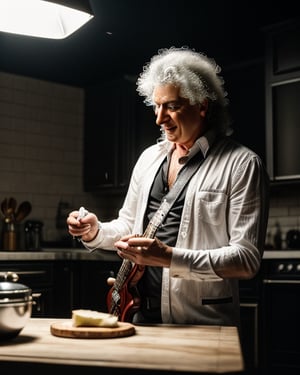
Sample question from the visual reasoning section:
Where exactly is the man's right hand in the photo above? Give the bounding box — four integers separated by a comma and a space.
67, 210, 99, 242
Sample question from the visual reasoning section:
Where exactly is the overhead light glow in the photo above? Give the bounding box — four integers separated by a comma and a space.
0, 0, 94, 39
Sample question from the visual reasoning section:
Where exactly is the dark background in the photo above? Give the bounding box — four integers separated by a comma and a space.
0, 0, 298, 87
0, 0, 299, 167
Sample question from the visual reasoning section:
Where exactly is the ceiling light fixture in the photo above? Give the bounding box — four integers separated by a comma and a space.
0, 0, 94, 39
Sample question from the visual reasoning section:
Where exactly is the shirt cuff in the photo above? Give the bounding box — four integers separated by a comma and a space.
81, 222, 103, 252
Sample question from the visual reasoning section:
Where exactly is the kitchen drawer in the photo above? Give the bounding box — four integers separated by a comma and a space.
0, 261, 54, 286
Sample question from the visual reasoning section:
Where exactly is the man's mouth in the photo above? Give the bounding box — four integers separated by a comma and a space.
164, 126, 176, 132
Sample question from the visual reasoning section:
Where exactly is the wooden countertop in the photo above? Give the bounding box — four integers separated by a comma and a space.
0, 318, 244, 374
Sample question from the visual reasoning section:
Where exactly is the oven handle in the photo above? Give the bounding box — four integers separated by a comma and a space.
263, 279, 300, 284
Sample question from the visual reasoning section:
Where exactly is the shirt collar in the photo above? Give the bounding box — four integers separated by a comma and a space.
158, 129, 218, 162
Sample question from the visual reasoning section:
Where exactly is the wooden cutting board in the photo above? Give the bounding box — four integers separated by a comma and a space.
50, 321, 135, 339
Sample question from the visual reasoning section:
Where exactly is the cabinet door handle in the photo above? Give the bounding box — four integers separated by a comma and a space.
12, 270, 47, 276
263, 279, 300, 284
32, 292, 42, 312
32, 292, 42, 299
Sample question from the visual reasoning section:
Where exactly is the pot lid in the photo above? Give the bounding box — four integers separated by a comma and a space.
0, 272, 32, 302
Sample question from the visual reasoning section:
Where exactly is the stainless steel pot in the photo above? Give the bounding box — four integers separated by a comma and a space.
0, 271, 32, 340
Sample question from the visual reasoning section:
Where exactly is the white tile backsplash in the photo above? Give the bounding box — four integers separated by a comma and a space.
0, 71, 106, 246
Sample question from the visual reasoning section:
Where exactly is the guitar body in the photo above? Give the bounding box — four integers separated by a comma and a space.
107, 263, 145, 322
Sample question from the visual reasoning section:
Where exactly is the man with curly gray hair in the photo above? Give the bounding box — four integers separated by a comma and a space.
67, 47, 269, 330
137, 47, 231, 137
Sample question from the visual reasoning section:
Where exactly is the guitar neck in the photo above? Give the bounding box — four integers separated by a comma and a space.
142, 221, 158, 239
114, 259, 133, 291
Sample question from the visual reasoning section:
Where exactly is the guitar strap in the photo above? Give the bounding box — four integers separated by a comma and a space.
147, 149, 204, 233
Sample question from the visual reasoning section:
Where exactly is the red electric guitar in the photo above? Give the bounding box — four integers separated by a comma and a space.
106, 212, 163, 322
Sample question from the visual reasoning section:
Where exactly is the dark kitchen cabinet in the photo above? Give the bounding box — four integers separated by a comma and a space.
84, 76, 160, 193
84, 77, 136, 191
0, 258, 122, 318
240, 302, 259, 374
264, 19, 300, 182
223, 59, 266, 163
239, 273, 263, 375
52, 260, 79, 318
0, 261, 56, 317
76, 260, 122, 313
260, 258, 300, 375
265, 19, 300, 77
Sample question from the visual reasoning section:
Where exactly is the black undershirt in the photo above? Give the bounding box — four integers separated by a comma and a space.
137, 156, 188, 322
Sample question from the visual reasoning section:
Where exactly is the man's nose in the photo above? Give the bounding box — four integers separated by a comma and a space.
155, 107, 168, 125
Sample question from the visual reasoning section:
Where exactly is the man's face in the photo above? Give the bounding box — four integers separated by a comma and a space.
153, 84, 207, 147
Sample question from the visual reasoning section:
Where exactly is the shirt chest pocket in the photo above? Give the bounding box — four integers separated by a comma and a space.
196, 191, 227, 226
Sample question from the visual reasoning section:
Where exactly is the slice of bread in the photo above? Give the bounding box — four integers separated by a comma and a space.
72, 309, 118, 327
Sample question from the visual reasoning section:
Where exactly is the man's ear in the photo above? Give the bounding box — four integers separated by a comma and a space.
200, 99, 209, 118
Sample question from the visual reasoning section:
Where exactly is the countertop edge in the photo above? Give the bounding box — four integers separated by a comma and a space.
1, 249, 300, 261
0, 249, 121, 261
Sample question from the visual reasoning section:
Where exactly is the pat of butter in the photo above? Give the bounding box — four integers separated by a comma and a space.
72, 309, 118, 327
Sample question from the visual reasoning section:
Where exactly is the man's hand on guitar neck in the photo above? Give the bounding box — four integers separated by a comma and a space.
114, 235, 172, 267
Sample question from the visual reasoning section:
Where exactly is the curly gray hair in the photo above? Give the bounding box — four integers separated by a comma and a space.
136, 46, 232, 136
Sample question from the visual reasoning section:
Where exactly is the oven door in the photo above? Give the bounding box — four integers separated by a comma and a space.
261, 278, 300, 374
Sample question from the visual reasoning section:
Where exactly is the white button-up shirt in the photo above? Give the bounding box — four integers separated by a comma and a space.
84, 132, 269, 327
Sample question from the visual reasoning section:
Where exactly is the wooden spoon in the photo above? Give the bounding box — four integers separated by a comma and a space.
8, 197, 17, 213
1, 197, 15, 219
15, 201, 32, 223
1, 198, 8, 217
